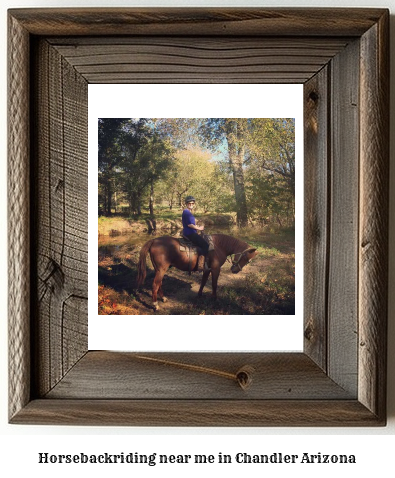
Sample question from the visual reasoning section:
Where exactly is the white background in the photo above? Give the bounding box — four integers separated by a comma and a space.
1, 0, 395, 476
88, 84, 304, 352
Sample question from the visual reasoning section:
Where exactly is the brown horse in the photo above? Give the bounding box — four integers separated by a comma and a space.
137, 234, 257, 310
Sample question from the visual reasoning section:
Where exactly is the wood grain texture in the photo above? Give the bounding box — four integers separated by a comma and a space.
303, 67, 329, 370
11, 399, 384, 427
46, 352, 353, 400
359, 12, 389, 420
49, 37, 350, 84
327, 39, 360, 396
8, 8, 387, 37
31, 39, 88, 397
8, 13, 31, 421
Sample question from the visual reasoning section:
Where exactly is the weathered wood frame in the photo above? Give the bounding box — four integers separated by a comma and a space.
8, 8, 389, 426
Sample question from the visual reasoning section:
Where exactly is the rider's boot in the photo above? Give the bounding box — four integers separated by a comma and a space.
197, 254, 205, 272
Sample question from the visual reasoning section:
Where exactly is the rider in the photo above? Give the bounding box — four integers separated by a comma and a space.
182, 195, 210, 271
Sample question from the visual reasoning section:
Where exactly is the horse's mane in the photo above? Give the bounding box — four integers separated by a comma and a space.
212, 234, 249, 255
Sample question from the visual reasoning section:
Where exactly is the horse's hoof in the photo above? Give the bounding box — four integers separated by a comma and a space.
162, 297, 168, 303
153, 301, 159, 311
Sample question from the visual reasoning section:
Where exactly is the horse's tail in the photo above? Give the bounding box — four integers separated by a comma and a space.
137, 239, 155, 288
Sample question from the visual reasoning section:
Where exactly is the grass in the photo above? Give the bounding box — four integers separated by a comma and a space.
172, 255, 296, 316
98, 207, 235, 236
98, 217, 136, 236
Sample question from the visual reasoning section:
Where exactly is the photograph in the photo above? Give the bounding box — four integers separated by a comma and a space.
98, 117, 296, 316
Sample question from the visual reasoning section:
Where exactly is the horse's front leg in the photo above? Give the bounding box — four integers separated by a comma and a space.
198, 270, 211, 297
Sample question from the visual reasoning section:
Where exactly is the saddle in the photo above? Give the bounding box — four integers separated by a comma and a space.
178, 233, 214, 274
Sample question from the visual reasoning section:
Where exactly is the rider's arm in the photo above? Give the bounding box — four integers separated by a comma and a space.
188, 224, 204, 231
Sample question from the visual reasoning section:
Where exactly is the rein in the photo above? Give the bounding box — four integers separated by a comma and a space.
212, 235, 254, 271
231, 248, 252, 271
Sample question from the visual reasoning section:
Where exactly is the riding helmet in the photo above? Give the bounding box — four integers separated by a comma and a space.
185, 195, 196, 203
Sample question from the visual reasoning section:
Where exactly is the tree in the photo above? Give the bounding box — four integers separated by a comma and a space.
98, 118, 127, 216
139, 134, 174, 216
247, 172, 294, 227
248, 118, 295, 195
117, 121, 174, 216
246, 118, 296, 225
199, 118, 249, 227
162, 148, 213, 208
98, 117, 296, 228
196, 161, 235, 213
115, 118, 151, 216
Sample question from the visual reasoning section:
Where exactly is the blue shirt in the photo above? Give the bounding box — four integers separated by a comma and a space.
182, 209, 196, 236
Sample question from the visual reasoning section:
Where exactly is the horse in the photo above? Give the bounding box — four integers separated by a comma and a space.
137, 234, 258, 310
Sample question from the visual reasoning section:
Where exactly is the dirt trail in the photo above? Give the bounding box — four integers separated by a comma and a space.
140, 260, 242, 314
99, 250, 293, 315
98, 231, 295, 316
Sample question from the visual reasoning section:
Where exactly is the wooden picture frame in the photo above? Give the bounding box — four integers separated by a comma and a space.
8, 8, 389, 426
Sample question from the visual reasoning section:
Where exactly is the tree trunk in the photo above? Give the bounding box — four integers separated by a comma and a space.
103, 189, 107, 216
225, 120, 248, 227
130, 194, 133, 215
130, 191, 138, 216
136, 190, 142, 216
149, 178, 154, 216
276, 213, 283, 227
177, 189, 187, 208
106, 182, 112, 216
169, 190, 174, 210
232, 151, 248, 228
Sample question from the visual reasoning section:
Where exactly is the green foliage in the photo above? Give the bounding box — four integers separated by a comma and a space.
98, 117, 296, 227
154, 146, 234, 213
98, 119, 175, 216
248, 118, 295, 194
98, 118, 130, 216
245, 118, 295, 226
246, 170, 294, 227
121, 130, 174, 215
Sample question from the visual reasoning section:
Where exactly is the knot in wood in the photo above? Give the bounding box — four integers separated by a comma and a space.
236, 365, 255, 390
304, 322, 314, 341
43, 258, 65, 290
308, 90, 319, 103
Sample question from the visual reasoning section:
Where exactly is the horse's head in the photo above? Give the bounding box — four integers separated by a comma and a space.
230, 248, 258, 274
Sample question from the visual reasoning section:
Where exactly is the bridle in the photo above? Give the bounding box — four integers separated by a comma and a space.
231, 248, 253, 272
